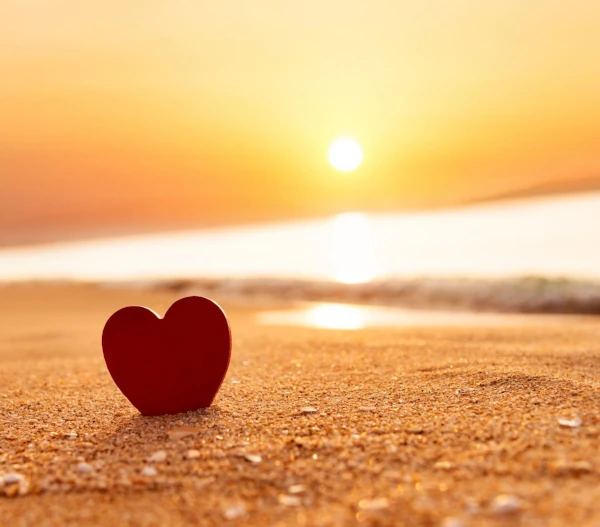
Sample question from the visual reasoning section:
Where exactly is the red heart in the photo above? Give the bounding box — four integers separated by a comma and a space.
102, 296, 231, 416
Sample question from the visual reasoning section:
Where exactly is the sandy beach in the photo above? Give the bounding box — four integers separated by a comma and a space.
0, 283, 598, 526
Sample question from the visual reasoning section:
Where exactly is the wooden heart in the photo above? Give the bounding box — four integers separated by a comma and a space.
102, 296, 231, 416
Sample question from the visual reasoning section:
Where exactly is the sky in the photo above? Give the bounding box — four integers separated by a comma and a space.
1, 1, 599, 243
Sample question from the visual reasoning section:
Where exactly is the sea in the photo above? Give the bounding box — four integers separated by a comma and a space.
1, 191, 599, 315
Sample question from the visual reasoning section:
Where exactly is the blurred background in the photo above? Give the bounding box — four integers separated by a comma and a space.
1, 1, 599, 311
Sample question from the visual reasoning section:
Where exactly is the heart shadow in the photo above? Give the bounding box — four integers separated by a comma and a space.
99, 405, 226, 448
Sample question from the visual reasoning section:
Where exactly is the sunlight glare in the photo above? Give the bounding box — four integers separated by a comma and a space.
328, 138, 363, 172
257, 303, 558, 330
304, 304, 366, 330
330, 212, 378, 283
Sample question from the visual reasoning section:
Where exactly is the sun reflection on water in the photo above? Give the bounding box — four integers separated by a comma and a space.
303, 303, 366, 330
258, 303, 370, 330
257, 303, 566, 330
330, 212, 378, 284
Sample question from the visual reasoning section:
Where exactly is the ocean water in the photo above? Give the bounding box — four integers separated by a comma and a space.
257, 302, 591, 330
0, 192, 599, 284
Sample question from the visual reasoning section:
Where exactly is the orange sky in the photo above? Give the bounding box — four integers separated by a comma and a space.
1, 1, 599, 243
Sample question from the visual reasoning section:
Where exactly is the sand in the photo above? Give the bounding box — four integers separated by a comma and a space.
0, 283, 599, 526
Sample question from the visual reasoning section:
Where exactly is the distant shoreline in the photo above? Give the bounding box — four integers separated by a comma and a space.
461, 175, 600, 206
125, 275, 600, 316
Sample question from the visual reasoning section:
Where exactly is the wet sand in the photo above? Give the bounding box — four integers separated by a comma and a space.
1, 284, 599, 526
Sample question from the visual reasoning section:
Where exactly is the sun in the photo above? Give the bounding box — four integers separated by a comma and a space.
328, 138, 363, 172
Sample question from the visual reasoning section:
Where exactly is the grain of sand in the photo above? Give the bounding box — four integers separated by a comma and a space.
0, 284, 599, 526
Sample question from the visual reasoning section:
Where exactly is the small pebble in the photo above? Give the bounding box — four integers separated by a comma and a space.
185, 449, 201, 460
279, 494, 302, 506
407, 427, 424, 434
141, 466, 158, 477
2, 473, 25, 485
551, 460, 592, 475
435, 461, 456, 470
490, 494, 521, 515
243, 453, 262, 464
167, 427, 202, 440
148, 450, 167, 463
223, 503, 247, 519
558, 416, 582, 428
300, 407, 317, 414
288, 484, 306, 494
76, 462, 93, 474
